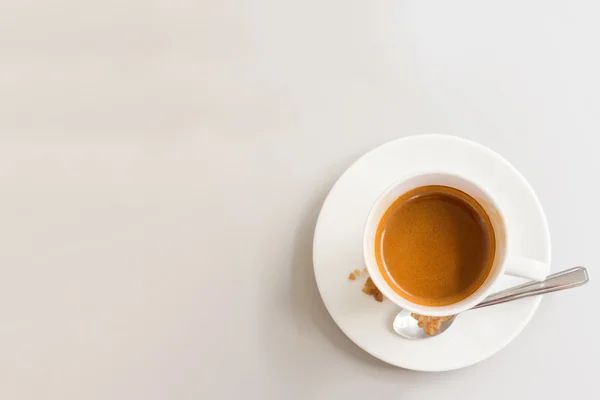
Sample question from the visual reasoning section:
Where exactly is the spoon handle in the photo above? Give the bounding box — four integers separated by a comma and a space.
473, 267, 589, 310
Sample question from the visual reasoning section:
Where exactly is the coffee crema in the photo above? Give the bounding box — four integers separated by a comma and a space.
375, 185, 496, 306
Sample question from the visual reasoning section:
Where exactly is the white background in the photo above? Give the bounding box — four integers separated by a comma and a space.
0, 1, 598, 399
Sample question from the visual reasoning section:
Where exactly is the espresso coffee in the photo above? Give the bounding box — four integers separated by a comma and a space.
375, 185, 495, 306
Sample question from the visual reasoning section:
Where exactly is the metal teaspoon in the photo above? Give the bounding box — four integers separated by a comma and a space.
393, 267, 589, 339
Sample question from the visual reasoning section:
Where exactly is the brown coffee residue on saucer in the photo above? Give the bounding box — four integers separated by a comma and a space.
362, 277, 384, 302
348, 269, 385, 302
411, 313, 455, 336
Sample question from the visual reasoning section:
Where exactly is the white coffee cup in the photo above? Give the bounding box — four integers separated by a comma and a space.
363, 172, 547, 317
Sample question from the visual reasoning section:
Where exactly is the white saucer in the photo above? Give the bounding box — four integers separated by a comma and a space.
312, 135, 551, 371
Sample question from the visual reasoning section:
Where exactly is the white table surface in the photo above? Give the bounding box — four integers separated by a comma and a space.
0, 1, 598, 399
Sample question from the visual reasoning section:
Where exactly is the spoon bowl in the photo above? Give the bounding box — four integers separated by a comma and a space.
393, 309, 457, 339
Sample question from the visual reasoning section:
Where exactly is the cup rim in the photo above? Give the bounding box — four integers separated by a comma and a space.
363, 171, 508, 317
